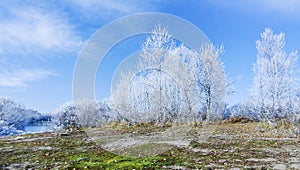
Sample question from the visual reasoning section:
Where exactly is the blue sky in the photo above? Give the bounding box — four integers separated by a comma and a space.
1, 0, 300, 113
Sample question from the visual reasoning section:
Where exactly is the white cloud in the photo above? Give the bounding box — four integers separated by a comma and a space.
0, 69, 57, 88
0, 0, 162, 90
0, 2, 83, 56
0, 0, 162, 56
0, 1, 83, 89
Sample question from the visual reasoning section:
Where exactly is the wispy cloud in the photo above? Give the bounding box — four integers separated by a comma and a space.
69, 0, 162, 20
0, 0, 162, 91
0, 0, 162, 56
0, 1, 83, 56
0, 1, 82, 90
72, 0, 137, 13
0, 69, 57, 88
0, 0, 163, 56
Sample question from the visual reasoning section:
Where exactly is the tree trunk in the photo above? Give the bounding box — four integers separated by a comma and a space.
206, 87, 211, 122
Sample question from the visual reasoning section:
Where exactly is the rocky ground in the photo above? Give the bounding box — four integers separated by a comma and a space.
0, 121, 299, 169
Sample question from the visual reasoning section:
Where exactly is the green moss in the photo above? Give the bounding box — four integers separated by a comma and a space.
64, 150, 183, 169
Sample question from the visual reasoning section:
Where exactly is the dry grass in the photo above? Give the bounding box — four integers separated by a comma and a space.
0, 121, 299, 169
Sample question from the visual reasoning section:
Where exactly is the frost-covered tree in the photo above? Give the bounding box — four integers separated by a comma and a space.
76, 99, 121, 127
52, 99, 121, 129
75, 100, 104, 128
113, 24, 228, 124
251, 28, 298, 120
112, 25, 189, 124
229, 102, 258, 120
113, 24, 180, 124
169, 42, 227, 122
140, 24, 174, 69
98, 98, 122, 122
0, 98, 42, 135
52, 103, 79, 130
137, 24, 177, 123
169, 45, 199, 122
112, 70, 137, 122
195, 43, 227, 121
129, 68, 183, 123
